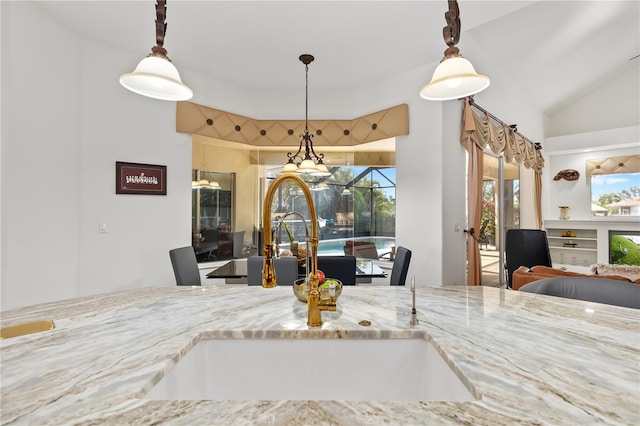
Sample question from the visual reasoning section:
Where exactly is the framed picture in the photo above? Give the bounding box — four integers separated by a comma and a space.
115, 162, 167, 195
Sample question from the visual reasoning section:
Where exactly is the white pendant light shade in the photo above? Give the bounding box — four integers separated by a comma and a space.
120, 56, 193, 101
297, 159, 318, 174
282, 162, 299, 174
420, 56, 490, 101
208, 181, 221, 189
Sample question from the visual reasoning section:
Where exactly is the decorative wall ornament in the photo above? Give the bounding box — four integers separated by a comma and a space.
553, 169, 580, 181
116, 162, 167, 195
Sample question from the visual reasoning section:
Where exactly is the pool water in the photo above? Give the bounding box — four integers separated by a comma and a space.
284, 237, 395, 256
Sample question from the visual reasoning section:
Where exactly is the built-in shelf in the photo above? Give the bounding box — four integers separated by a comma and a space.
544, 219, 640, 270
546, 226, 597, 269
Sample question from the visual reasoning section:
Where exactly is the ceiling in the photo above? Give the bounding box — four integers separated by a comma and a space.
35, 1, 638, 117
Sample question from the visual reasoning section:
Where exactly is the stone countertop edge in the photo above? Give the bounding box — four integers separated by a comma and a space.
0, 285, 638, 425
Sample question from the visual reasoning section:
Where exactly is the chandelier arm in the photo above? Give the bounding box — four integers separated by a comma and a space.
301, 132, 315, 160
307, 139, 324, 161
287, 145, 304, 162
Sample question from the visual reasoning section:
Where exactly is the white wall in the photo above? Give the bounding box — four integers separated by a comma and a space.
1, 2, 550, 309
1, 2, 191, 309
543, 127, 640, 222
547, 62, 640, 138
2, 1, 80, 308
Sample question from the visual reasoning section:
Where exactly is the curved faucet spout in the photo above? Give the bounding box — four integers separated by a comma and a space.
262, 174, 318, 289
262, 174, 328, 327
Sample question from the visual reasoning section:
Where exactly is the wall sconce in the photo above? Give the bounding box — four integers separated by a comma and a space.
119, 0, 193, 101
420, 0, 490, 101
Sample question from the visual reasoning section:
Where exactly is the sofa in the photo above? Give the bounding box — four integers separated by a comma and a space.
519, 277, 640, 309
512, 265, 640, 290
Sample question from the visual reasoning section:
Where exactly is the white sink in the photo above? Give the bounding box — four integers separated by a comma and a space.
143, 338, 477, 401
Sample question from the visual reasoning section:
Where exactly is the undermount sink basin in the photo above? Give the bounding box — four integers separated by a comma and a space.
143, 338, 477, 401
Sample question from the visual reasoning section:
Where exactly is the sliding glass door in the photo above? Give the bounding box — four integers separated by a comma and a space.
481, 152, 519, 286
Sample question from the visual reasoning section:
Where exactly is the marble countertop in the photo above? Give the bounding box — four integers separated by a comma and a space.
1, 286, 638, 425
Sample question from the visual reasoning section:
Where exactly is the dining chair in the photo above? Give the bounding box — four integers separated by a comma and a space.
247, 256, 299, 286
317, 255, 356, 285
505, 229, 552, 289
390, 246, 412, 285
169, 246, 202, 286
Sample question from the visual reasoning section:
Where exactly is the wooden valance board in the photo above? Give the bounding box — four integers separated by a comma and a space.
586, 155, 640, 175
176, 102, 409, 147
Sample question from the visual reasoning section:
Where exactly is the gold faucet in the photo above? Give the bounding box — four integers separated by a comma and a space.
261, 174, 335, 327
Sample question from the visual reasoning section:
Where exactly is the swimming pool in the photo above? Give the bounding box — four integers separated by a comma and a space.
282, 237, 396, 256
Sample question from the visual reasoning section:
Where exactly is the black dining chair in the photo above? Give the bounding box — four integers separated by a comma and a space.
247, 256, 299, 286
390, 246, 412, 285
317, 255, 357, 285
505, 229, 552, 289
169, 246, 202, 286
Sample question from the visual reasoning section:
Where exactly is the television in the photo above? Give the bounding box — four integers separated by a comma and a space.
609, 230, 640, 266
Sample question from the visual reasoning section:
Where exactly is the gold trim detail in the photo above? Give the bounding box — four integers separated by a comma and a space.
176, 102, 409, 146
1, 320, 55, 340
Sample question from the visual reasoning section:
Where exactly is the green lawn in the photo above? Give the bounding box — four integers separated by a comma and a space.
610, 235, 640, 265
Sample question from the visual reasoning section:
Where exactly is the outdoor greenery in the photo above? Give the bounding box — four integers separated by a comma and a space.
610, 234, 640, 265
269, 167, 396, 239
594, 185, 640, 212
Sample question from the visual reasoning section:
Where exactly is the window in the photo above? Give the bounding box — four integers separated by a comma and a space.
192, 137, 396, 262
266, 166, 396, 243
588, 155, 640, 217
192, 170, 235, 262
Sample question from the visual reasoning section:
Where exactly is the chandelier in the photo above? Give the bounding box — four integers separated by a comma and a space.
420, 0, 490, 101
282, 54, 330, 176
119, 0, 193, 101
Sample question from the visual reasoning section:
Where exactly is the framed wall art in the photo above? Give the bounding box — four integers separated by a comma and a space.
115, 161, 167, 195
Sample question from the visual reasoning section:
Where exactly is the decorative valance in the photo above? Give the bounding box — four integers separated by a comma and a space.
176, 102, 409, 147
461, 98, 544, 172
586, 155, 640, 176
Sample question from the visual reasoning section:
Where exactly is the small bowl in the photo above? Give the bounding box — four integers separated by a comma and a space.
293, 278, 343, 303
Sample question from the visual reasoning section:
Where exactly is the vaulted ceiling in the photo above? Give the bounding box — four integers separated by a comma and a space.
35, 1, 639, 117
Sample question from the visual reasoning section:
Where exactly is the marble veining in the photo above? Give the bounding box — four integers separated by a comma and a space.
1, 285, 639, 425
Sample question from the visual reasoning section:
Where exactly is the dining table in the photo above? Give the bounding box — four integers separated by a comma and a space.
206, 257, 387, 283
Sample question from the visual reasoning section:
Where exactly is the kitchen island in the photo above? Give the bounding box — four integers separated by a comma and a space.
1, 285, 638, 425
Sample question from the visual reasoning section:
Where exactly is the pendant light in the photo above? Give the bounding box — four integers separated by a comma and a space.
420, 0, 489, 101
282, 54, 330, 176
119, 0, 193, 101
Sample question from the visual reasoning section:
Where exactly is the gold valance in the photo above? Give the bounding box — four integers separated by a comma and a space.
586, 155, 640, 176
176, 102, 409, 147
461, 99, 544, 172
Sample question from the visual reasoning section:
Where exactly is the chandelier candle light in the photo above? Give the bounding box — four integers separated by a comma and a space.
282, 55, 330, 176
119, 0, 193, 101
420, 0, 490, 101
